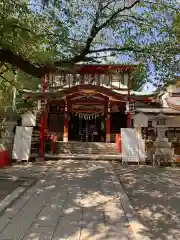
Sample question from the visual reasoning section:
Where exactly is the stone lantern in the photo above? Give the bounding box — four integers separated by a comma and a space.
150, 113, 174, 165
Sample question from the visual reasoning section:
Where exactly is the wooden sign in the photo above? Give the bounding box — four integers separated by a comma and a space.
53, 73, 111, 86
121, 128, 145, 163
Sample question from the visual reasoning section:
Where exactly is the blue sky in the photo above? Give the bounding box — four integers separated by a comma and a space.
98, 52, 156, 92
30, 0, 178, 93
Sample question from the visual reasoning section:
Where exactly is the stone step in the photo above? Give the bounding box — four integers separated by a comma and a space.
31, 140, 119, 156
56, 151, 119, 155
31, 153, 122, 161
53, 141, 118, 155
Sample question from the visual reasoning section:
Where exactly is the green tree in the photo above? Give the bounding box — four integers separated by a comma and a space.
0, 0, 179, 87
0, 0, 57, 110
173, 10, 180, 42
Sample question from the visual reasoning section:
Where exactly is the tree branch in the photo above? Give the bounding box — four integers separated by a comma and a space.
69, 5, 101, 62
89, 47, 141, 53
0, 75, 21, 90
0, 0, 177, 78
0, 49, 48, 77
89, 46, 149, 54
96, 0, 140, 31
0, 21, 32, 34
0, 68, 8, 75
68, 0, 140, 64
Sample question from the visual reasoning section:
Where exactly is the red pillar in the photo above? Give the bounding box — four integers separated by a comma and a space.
39, 112, 44, 158
126, 74, 131, 128
106, 100, 110, 142
44, 104, 48, 131
63, 99, 68, 142
39, 75, 46, 159
126, 111, 131, 128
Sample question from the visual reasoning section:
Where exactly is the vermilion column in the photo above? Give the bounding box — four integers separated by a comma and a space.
126, 111, 131, 128
127, 72, 131, 128
39, 109, 44, 158
44, 104, 48, 132
106, 101, 110, 142
39, 75, 46, 159
63, 99, 68, 142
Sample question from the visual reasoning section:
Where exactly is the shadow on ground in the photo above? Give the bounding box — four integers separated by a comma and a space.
113, 164, 180, 240
0, 160, 133, 240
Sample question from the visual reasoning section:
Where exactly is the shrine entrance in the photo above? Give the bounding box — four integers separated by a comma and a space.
45, 84, 130, 143
68, 113, 105, 142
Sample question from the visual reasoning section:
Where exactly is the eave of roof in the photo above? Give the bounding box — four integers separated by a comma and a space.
21, 85, 157, 99
166, 97, 180, 111
135, 107, 180, 114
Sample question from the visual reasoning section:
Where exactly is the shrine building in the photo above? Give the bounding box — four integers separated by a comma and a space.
22, 64, 158, 144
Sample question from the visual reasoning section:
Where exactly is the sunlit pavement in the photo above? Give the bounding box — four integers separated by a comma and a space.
112, 163, 180, 240
0, 160, 134, 240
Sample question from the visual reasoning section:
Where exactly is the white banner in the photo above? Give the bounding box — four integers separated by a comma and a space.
121, 128, 145, 163
22, 112, 36, 126
12, 126, 33, 161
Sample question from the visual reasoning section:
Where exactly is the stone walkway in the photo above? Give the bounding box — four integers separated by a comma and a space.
112, 163, 180, 240
0, 178, 23, 201
0, 160, 134, 240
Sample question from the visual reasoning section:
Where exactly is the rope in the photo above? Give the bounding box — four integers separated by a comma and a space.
69, 107, 104, 120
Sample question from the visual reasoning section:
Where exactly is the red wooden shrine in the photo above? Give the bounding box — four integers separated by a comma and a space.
25, 64, 154, 158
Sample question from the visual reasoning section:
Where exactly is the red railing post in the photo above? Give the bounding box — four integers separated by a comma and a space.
39, 75, 46, 160
126, 73, 131, 128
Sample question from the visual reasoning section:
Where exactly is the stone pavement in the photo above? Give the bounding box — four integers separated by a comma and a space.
112, 162, 180, 240
0, 160, 135, 240
0, 178, 23, 201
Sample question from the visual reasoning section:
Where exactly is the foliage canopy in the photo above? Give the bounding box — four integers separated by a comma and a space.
0, 0, 179, 90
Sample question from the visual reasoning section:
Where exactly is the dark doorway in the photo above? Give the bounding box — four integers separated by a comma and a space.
110, 112, 127, 141
68, 113, 105, 142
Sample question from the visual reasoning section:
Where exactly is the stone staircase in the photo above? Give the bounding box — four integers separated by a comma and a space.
44, 141, 122, 160
53, 141, 118, 155
30, 112, 121, 160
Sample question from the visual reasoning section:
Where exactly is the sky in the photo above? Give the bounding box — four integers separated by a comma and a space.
30, 0, 177, 93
